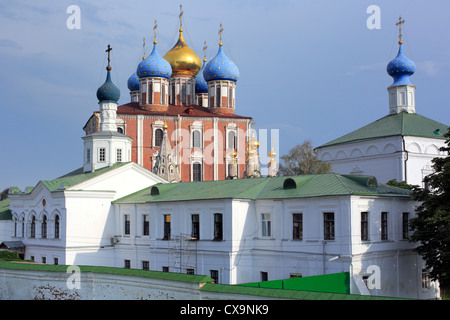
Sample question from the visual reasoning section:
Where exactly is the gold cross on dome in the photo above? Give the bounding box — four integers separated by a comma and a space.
179, 4, 183, 29
396, 16, 405, 45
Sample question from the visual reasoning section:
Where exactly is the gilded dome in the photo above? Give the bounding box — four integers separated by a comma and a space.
163, 29, 202, 76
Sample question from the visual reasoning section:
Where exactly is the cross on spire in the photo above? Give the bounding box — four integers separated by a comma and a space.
218, 23, 223, 46
142, 37, 146, 59
179, 4, 183, 30
203, 40, 208, 61
106, 44, 112, 71
153, 19, 158, 44
396, 16, 405, 45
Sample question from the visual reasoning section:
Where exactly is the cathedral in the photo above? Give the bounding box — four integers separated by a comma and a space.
83, 13, 270, 182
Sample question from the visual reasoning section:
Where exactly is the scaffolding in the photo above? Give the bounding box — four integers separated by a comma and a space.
167, 234, 198, 274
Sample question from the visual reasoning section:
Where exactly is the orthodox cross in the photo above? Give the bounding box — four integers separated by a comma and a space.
106, 44, 112, 71
203, 41, 207, 60
396, 16, 405, 45
179, 4, 183, 29
153, 19, 158, 44
142, 37, 146, 59
218, 23, 223, 45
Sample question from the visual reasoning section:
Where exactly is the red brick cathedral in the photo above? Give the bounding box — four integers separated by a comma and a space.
83, 14, 264, 182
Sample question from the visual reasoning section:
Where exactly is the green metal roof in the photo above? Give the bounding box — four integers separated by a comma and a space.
37, 162, 130, 193
318, 112, 448, 148
0, 199, 11, 221
113, 173, 411, 204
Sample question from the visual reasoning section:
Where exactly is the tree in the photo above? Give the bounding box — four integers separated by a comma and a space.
278, 141, 332, 176
409, 127, 450, 294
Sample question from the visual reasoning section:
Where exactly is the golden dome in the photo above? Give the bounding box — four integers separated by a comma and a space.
163, 29, 202, 77
268, 148, 276, 158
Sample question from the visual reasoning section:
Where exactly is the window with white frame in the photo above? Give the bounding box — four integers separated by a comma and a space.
324, 212, 335, 240
143, 214, 149, 236
116, 148, 122, 162
192, 130, 201, 148
192, 162, 202, 181
261, 213, 271, 237
124, 215, 130, 235
381, 212, 388, 240
227, 130, 236, 149
154, 128, 163, 147
293, 213, 303, 240
86, 148, 91, 163
99, 148, 106, 162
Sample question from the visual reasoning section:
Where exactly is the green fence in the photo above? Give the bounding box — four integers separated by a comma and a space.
237, 272, 350, 294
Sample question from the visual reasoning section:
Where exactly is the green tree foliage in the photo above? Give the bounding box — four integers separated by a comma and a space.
278, 141, 332, 176
386, 179, 416, 190
409, 127, 450, 292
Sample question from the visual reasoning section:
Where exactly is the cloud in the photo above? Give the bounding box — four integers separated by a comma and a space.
420, 60, 444, 77
0, 39, 21, 50
343, 62, 385, 76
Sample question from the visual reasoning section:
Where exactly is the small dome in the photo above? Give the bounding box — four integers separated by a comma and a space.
163, 29, 202, 77
387, 44, 415, 86
195, 59, 208, 94
203, 44, 239, 82
137, 42, 172, 79
97, 70, 120, 103
127, 73, 139, 92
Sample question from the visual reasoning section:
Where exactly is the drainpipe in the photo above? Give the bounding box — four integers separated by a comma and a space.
401, 135, 408, 182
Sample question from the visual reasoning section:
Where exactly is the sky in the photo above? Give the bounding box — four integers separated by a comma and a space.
0, 0, 449, 192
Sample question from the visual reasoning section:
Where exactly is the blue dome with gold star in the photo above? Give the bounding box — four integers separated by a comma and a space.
195, 59, 208, 94
127, 73, 139, 92
387, 44, 415, 86
137, 42, 172, 79
97, 70, 120, 103
203, 45, 239, 82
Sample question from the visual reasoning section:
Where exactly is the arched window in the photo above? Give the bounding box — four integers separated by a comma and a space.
148, 82, 153, 104
41, 215, 47, 239
216, 86, 221, 107
30, 216, 36, 238
193, 162, 202, 181
155, 128, 163, 147
21, 217, 25, 237
13, 217, 17, 237
227, 131, 236, 149
192, 130, 201, 148
181, 83, 186, 105
54, 215, 60, 239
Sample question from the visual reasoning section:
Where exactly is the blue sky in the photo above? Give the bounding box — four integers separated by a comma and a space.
1, 0, 449, 191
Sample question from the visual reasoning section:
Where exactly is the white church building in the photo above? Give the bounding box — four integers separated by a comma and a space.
315, 25, 448, 187
0, 21, 444, 299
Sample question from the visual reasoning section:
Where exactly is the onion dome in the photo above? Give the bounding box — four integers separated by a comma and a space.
163, 29, 202, 76
127, 73, 139, 92
97, 69, 120, 103
195, 58, 208, 94
203, 44, 239, 82
386, 44, 415, 86
137, 42, 172, 79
